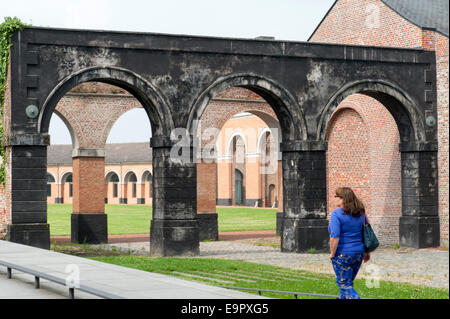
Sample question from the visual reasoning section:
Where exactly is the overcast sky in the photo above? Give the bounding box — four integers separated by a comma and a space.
1, 0, 335, 144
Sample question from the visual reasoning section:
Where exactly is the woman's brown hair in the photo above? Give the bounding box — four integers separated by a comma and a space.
335, 187, 365, 217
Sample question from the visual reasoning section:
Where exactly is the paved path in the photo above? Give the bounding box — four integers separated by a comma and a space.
106, 239, 449, 289
0, 240, 267, 299
50, 230, 276, 243
0, 270, 68, 299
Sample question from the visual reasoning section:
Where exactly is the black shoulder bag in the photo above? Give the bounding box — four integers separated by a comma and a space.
362, 214, 379, 253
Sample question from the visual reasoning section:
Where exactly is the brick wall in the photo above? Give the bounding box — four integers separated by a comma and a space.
0, 59, 12, 238
56, 88, 141, 149
311, 0, 448, 246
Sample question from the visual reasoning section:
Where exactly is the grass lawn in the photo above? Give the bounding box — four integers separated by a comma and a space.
89, 255, 449, 299
48, 204, 277, 236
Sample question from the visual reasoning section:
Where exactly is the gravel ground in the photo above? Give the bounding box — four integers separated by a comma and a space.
97, 238, 449, 289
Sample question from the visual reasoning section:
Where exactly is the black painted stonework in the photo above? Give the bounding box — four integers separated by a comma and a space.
399, 151, 440, 248
276, 212, 283, 236
197, 213, 219, 241
150, 219, 199, 256
7, 223, 50, 250
280, 149, 329, 252
399, 216, 440, 248
149, 146, 199, 256
71, 214, 108, 244
5, 27, 440, 254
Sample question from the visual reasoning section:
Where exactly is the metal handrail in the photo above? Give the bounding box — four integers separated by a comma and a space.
215, 285, 341, 299
0, 260, 124, 299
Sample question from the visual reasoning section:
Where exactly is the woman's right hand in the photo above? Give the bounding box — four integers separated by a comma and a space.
363, 252, 371, 263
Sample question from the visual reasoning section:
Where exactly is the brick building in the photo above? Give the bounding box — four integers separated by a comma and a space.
46, 143, 153, 206
309, 0, 448, 246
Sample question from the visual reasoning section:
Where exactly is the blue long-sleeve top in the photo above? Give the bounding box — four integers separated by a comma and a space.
328, 207, 367, 255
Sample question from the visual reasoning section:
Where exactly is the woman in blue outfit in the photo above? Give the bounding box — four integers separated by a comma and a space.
328, 187, 370, 299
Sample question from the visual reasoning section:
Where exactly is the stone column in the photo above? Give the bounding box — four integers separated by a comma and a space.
280, 141, 329, 253
197, 160, 218, 241
150, 138, 199, 256
71, 148, 107, 244
6, 134, 50, 249
399, 142, 440, 248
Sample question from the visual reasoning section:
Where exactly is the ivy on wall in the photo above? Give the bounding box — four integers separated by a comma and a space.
0, 17, 27, 184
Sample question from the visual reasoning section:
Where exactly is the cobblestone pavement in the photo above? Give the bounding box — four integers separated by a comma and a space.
99, 238, 449, 290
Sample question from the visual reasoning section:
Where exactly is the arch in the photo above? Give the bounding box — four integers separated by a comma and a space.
188, 73, 307, 143
226, 131, 248, 158
317, 80, 425, 143
105, 170, 120, 183
60, 171, 73, 184
51, 110, 79, 149
325, 105, 371, 141
123, 170, 138, 184
141, 170, 153, 183
47, 172, 56, 183
257, 127, 281, 159
257, 128, 282, 169
39, 66, 175, 138
200, 108, 281, 159
105, 108, 151, 145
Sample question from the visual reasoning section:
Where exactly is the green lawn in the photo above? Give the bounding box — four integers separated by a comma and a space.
90, 256, 449, 299
216, 207, 276, 232
47, 204, 277, 236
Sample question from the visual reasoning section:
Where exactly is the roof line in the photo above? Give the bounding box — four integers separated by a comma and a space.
380, 0, 449, 38
307, 0, 339, 41
308, 0, 448, 41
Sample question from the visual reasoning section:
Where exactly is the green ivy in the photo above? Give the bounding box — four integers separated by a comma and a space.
0, 17, 27, 185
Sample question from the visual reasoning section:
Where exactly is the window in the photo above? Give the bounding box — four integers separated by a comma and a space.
113, 183, 118, 198
132, 183, 137, 198
47, 173, 55, 197
69, 183, 73, 197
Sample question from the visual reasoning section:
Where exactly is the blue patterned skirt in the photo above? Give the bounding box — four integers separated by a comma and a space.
331, 253, 364, 299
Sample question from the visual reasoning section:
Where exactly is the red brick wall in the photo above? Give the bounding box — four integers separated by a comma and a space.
311, 0, 448, 246
326, 95, 401, 245
434, 33, 449, 246
311, 0, 423, 47
72, 157, 105, 214
197, 162, 217, 213
56, 90, 141, 149
0, 59, 12, 238
0, 147, 11, 238
0, 185, 6, 238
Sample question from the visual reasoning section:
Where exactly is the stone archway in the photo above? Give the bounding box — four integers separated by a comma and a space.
3, 27, 438, 254
320, 81, 439, 248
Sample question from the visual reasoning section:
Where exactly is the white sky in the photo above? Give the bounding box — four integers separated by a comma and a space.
1, 0, 335, 144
